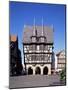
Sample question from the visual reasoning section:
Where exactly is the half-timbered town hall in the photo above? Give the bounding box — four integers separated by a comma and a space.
23, 19, 54, 75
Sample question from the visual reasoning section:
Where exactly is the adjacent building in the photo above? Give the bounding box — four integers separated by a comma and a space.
23, 23, 54, 75
56, 50, 66, 71
10, 35, 23, 76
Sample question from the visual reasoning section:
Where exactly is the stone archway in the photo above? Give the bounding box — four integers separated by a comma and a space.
35, 67, 41, 74
43, 66, 48, 75
28, 67, 33, 75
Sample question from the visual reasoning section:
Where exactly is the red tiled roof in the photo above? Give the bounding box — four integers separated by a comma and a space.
10, 35, 17, 42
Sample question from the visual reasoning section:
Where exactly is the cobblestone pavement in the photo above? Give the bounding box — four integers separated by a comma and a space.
9, 75, 66, 89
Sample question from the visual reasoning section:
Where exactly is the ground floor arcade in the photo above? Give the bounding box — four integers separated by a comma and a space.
25, 64, 51, 75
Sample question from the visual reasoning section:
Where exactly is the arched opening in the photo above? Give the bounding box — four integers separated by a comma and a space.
35, 67, 41, 74
28, 67, 33, 75
43, 66, 48, 75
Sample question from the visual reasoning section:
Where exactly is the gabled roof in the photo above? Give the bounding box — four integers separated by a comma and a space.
23, 25, 54, 43
56, 50, 65, 56
10, 35, 17, 42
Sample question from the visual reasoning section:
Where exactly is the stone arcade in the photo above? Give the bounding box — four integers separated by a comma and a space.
23, 19, 54, 75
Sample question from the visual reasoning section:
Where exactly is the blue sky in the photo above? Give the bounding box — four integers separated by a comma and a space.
9, 1, 66, 63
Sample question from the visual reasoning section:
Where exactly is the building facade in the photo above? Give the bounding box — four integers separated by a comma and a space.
23, 23, 54, 75
10, 35, 23, 76
56, 50, 66, 71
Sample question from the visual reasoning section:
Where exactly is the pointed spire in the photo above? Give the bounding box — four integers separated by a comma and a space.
33, 17, 36, 36
51, 24, 54, 32
42, 17, 44, 36
24, 24, 26, 28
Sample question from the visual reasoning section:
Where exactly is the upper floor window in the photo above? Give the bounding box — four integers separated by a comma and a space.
37, 45, 39, 50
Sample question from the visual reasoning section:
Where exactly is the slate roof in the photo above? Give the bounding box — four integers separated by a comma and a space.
23, 25, 54, 43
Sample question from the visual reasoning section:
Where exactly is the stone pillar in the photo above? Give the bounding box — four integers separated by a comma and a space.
33, 67, 35, 75
48, 64, 51, 75
41, 67, 43, 75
